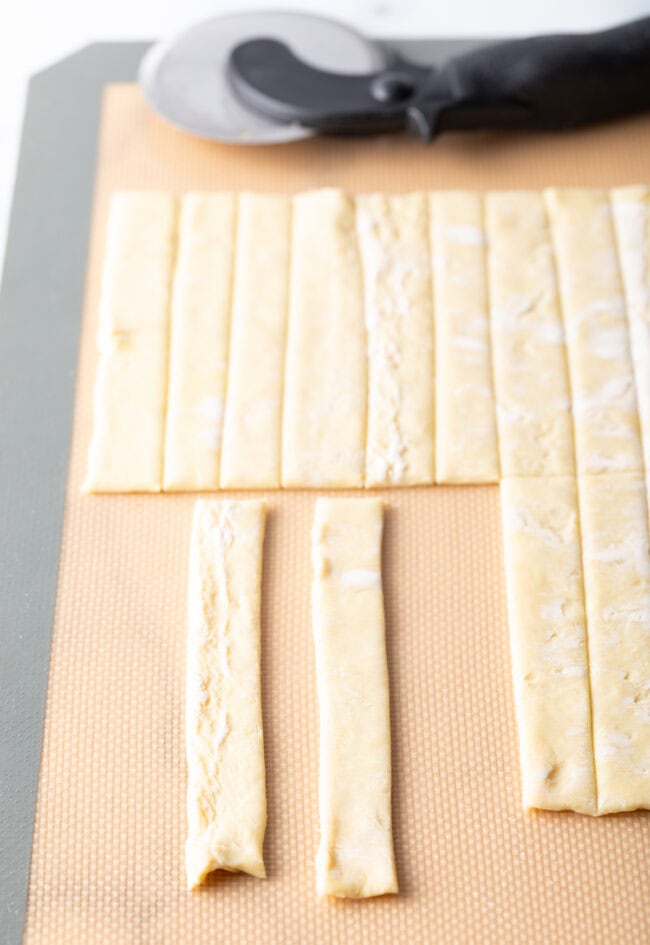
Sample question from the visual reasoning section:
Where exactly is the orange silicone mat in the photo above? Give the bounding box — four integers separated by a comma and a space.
23, 85, 650, 944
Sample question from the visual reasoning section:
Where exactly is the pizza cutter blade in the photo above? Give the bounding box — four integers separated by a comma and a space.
138, 10, 389, 144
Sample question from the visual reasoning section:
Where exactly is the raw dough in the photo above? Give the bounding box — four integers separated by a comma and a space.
185, 499, 267, 888
578, 474, 650, 814
220, 194, 291, 488
356, 192, 435, 485
85, 186, 648, 498
500, 477, 596, 814
486, 191, 575, 476
610, 186, 650, 488
164, 193, 236, 491
84, 191, 177, 492
545, 188, 643, 474
311, 497, 397, 898
282, 190, 367, 487
430, 191, 499, 483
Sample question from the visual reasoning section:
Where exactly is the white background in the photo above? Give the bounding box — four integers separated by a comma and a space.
1, 0, 649, 271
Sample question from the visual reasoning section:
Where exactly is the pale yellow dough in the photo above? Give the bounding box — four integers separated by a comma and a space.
282, 190, 367, 487
578, 474, 650, 814
356, 192, 435, 485
487, 191, 575, 476
311, 498, 397, 898
545, 188, 643, 474
84, 191, 177, 492
164, 193, 236, 491
86, 185, 649, 495
431, 190, 499, 483
220, 194, 291, 488
185, 499, 267, 888
500, 477, 596, 814
610, 186, 650, 487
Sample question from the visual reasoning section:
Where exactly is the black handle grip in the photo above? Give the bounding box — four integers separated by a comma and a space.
410, 16, 650, 139
228, 39, 430, 134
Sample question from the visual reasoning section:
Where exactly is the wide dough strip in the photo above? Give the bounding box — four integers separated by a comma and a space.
185, 499, 267, 888
610, 186, 650, 493
545, 187, 644, 475
220, 194, 291, 488
486, 191, 575, 476
84, 191, 177, 492
356, 192, 435, 486
163, 193, 236, 491
500, 477, 596, 814
578, 474, 650, 814
311, 498, 397, 898
282, 189, 367, 487
430, 190, 499, 484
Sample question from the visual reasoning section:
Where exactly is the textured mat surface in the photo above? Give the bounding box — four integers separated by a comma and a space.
23, 86, 650, 944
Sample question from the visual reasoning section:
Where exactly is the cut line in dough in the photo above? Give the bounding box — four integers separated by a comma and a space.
281, 189, 367, 488
220, 193, 291, 488
487, 191, 575, 477
545, 187, 643, 475
578, 473, 650, 814
163, 193, 236, 491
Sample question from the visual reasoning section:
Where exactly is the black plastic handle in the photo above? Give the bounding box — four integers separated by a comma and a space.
410, 15, 650, 140
228, 16, 650, 141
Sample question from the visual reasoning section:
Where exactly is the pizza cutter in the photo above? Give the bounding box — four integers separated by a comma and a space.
139, 10, 650, 144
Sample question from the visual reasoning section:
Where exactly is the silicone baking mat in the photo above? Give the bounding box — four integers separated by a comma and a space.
23, 85, 650, 944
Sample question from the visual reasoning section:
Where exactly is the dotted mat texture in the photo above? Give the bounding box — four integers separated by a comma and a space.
24, 86, 650, 945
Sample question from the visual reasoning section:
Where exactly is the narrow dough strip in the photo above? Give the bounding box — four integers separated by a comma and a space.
610, 186, 650, 486
186, 499, 267, 888
163, 193, 236, 491
312, 497, 397, 898
578, 474, 650, 813
486, 191, 575, 476
356, 192, 435, 485
500, 477, 596, 814
545, 188, 644, 474
282, 189, 367, 487
430, 190, 499, 483
84, 191, 177, 492
220, 194, 291, 488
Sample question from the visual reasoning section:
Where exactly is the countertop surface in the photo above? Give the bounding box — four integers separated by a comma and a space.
1, 0, 649, 273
